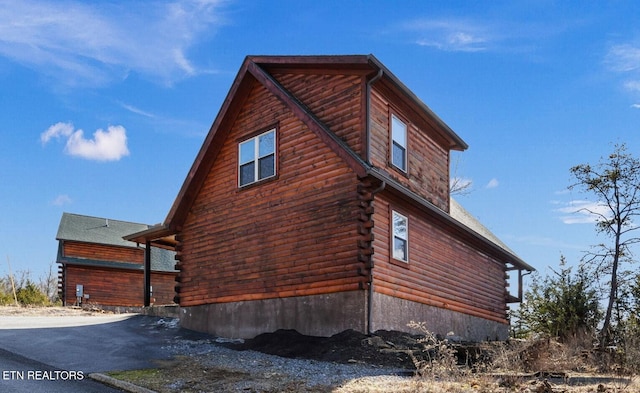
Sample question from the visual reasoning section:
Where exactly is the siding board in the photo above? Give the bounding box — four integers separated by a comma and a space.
177, 81, 363, 306
369, 89, 450, 211
372, 194, 508, 323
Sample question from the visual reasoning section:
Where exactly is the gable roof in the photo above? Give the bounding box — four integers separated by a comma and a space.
57, 212, 149, 247
135, 54, 531, 272
56, 212, 176, 272
162, 55, 468, 230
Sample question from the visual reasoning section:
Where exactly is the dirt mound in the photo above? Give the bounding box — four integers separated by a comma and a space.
230, 329, 421, 370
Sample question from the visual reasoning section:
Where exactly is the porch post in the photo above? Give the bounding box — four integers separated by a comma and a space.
144, 240, 151, 307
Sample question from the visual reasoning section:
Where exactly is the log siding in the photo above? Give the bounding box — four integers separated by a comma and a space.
369, 88, 450, 212
62, 265, 175, 307
372, 192, 509, 324
63, 241, 143, 264
271, 72, 365, 157
157, 56, 531, 339
175, 81, 364, 307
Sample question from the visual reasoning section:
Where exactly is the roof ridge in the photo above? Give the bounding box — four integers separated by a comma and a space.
61, 212, 152, 227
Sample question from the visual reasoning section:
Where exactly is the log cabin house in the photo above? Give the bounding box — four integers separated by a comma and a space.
126, 54, 534, 341
56, 213, 177, 307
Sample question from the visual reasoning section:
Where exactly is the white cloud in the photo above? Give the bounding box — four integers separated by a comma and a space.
485, 178, 499, 189
0, 0, 226, 87
556, 200, 610, 224
409, 19, 489, 52
51, 194, 72, 206
605, 43, 640, 103
119, 102, 156, 118
41, 122, 130, 161
624, 81, 640, 92
450, 177, 473, 191
606, 44, 640, 73
40, 122, 74, 144
505, 234, 585, 251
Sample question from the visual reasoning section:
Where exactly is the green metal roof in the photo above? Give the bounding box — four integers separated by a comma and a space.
56, 212, 176, 272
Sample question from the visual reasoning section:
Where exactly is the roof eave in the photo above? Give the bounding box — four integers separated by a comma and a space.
365, 54, 468, 152
366, 168, 534, 272
123, 225, 177, 249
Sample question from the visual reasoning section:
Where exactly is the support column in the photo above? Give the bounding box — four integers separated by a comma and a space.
144, 240, 151, 307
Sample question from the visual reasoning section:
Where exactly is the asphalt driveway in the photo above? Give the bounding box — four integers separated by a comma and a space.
0, 312, 202, 392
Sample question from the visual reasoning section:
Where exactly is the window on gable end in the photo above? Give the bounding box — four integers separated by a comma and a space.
239, 129, 276, 187
391, 114, 407, 172
392, 211, 409, 263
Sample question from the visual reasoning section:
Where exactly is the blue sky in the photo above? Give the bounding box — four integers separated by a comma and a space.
2, 0, 640, 284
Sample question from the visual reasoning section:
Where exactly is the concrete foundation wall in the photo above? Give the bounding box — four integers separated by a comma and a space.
371, 292, 508, 341
180, 291, 367, 339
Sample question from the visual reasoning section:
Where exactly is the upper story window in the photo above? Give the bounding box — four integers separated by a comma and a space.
391, 114, 407, 172
392, 211, 408, 263
239, 129, 276, 187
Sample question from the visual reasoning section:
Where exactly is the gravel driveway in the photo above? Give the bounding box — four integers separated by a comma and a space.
0, 307, 409, 392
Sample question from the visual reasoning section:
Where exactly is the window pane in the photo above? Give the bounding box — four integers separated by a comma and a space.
239, 162, 255, 186
393, 237, 407, 261
258, 154, 274, 180
392, 142, 406, 171
258, 131, 274, 157
393, 212, 407, 240
392, 116, 406, 147
240, 139, 255, 165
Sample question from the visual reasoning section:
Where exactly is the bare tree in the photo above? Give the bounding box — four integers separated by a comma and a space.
449, 155, 473, 196
569, 143, 640, 345
39, 262, 59, 302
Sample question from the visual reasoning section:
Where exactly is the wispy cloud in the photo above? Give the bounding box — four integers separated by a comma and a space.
0, 0, 227, 87
605, 42, 640, 100
118, 102, 156, 118
450, 177, 473, 194
555, 199, 610, 224
41, 122, 130, 161
606, 44, 640, 73
485, 178, 499, 189
505, 234, 585, 251
404, 19, 490, 52
51, 194, 72, 206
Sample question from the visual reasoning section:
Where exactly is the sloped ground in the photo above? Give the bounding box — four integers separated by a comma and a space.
1, 307, 637, 392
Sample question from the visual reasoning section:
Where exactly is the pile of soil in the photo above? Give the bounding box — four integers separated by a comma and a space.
229, 329, 428, 370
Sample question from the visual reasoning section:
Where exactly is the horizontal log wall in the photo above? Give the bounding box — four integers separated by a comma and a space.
369, 88, 450, 212
372, 193, 509, 324
149, 272, 178, 305
63, 241, 143, 264
177, 80, 365, 307
272, 71, 364, 156
62, 265, 176, 306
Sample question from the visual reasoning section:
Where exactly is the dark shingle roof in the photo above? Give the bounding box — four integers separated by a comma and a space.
449, 198, 520, 260
56, 212, 176, 272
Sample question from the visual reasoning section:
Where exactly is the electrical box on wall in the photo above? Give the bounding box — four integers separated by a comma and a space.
75, 284, 83, 297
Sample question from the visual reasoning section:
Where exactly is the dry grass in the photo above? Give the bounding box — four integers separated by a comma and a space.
335, 375, 640, 393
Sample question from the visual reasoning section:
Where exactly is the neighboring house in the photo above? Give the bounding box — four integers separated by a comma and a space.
127, 55, 534, 341
56, 213, 177, 307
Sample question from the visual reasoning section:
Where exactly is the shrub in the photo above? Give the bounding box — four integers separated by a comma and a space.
515, 256, 601, 341
407, 321, 468, 380
15, 280, 50, 306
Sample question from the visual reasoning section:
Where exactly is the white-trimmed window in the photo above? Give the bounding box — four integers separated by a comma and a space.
239, 129, 276, 187
392, 211, 408, 262
391, 114, 407, 172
